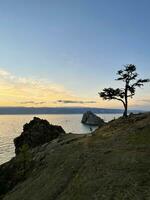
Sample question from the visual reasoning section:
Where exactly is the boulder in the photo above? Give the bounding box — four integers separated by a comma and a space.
14, 117, 65, 154
81, 111, 105, 126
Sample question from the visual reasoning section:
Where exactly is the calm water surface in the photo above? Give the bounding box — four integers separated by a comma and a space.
0, 114, 121, 164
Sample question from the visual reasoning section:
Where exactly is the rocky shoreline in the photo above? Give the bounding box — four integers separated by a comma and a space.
14, 117, 66, 154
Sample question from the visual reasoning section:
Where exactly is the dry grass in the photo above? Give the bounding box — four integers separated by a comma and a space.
3, 112, 150, 200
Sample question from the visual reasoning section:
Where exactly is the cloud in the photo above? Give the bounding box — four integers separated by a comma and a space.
0, 68, 74, 106
19, 101, 46, 105
56, 100, 97, 104
1, 68, 148, 109
0, 69, 11, 77
139, 99, 150, 104
0, 68, 100, 107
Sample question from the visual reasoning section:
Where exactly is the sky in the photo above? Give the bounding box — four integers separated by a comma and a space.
0, 0, 149, 110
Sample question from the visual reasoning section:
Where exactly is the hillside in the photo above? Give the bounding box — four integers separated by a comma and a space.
1, 112, 150, 200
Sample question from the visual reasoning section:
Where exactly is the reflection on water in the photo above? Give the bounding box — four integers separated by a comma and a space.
0, 113, 121, 164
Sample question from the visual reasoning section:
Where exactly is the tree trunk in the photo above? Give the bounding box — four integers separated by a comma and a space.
123, 103, 128, 117
123, 82, 128, 117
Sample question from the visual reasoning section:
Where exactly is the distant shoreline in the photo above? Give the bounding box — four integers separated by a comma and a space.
0, 113, 123, 115
0, 106, 142, 115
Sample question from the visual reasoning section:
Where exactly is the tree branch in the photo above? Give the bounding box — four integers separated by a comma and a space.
113, 97, 126, 107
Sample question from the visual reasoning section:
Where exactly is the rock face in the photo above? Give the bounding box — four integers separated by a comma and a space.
14, 117, 65, 154
81, 111, 105, 126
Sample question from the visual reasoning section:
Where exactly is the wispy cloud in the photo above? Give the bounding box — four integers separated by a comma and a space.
0, 68, 100, 107
19, 101, 46, 105
0, 68, 74, 106
56, 100, 96, 104
138, 99, 150, 104
0, 68, 148, 109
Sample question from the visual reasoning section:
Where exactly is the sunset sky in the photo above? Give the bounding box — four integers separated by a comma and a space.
0, 0, 149, 110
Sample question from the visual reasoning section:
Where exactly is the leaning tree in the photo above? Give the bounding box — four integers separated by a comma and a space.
99, 64, 149, 117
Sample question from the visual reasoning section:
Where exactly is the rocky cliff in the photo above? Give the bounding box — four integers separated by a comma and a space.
14, 117, 65, 154
81, 111, 105, 126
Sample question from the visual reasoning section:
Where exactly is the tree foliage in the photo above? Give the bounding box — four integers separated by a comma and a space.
99, 64, 150, 117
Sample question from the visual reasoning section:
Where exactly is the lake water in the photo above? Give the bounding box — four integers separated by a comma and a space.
0, 114, 121, 165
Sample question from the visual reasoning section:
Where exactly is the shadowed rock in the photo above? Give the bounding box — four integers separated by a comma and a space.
14, 117, 65, 154
81, 111, 105, 126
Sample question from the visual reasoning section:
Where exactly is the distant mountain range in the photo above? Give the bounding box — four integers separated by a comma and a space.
0, 107, 141, 115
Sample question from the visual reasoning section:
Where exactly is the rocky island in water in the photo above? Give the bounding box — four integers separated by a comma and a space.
0, 112, 150, 200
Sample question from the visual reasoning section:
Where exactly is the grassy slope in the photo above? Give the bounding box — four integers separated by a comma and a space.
3, 113, 150, 200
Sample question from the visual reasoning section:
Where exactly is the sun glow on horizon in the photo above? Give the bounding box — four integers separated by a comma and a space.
0, 68, 149, 110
